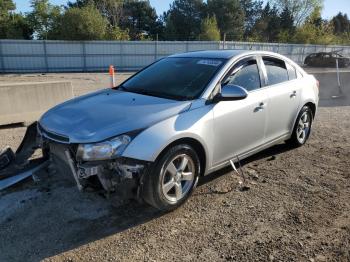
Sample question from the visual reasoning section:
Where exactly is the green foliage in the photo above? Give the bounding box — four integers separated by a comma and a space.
27, 0, 61, 39
332, 12, 350, 35
250, 3, 279, 42
68, 0, 123, 27
119, 0, 161, 40
0, 0, 15, 21
0, 0, 32, 39
240, 0, 263, 37
56, 5, 108, 40
0, 0, 349, 45
207, 0, 245, 40
164, 0, 205, 40
271, 0, 323, 26
200, 16, 220, 40
67, 0, 161, 40
106, 25, 130, 40
3, 13, 33, 39
293, 6, 338, 44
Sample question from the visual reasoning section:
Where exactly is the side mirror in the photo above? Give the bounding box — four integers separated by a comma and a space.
214, 84, 248, 102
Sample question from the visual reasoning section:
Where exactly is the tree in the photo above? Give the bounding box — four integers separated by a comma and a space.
57, 5, 108, 40
67, 0, 163, 40
120, 0, 162, 40
277, 7, 296, 42
0, 0, 33, 39
271, 0, 323, 26
331, 12, 350, 35
207, 0, 245, 41
164, 0, 205, 40
106, 25, 130, 40
250, 3, 280, 42
240, 0, 263, 38
200, 16, 220, 40
293, 6, 336, 44
67, 0, 123, 27
0, 0, 15, 21
27, 0, 61, 39
3, 14, 33, 39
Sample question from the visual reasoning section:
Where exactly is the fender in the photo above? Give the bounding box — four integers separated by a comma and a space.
122, 104, 214, 172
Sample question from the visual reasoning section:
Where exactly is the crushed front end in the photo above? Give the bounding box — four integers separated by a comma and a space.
0, 121, 151, 199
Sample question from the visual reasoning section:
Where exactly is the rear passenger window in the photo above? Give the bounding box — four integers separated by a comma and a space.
263, 57, 289, 85
224, 59, 261, 92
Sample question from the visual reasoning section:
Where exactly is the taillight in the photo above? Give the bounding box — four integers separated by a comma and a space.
316, 79, 320, 89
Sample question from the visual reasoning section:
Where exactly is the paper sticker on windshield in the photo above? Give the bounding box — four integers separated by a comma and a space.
197, 59, 222, 67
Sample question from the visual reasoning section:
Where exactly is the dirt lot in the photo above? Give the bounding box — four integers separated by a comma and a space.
0, 73, 349, 262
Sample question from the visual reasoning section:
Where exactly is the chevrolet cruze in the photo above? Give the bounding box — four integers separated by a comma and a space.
36, 50, 319, 211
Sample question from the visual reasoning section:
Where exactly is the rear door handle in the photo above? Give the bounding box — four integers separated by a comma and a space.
290, 91, 297, 98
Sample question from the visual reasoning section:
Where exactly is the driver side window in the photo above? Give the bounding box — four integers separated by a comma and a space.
223, 59, 261, 92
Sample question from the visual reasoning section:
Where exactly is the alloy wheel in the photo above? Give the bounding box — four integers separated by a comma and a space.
161, 154, 195, 203
296, 111, 311, 144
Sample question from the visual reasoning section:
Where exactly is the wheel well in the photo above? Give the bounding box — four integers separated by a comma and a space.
305, 102, 316, 118
158, 138, 207, 176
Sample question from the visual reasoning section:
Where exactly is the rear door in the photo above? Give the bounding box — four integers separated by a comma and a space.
261, 57, 302, 142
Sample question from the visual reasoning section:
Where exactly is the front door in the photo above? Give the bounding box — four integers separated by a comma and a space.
212, 57, 268, 166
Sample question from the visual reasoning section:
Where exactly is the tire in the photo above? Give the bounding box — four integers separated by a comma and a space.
142, 144, 200, 211
287, 105, 313, 147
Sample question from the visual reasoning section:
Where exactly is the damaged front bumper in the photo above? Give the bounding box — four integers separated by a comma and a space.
62, 147, 151, 199
0, 122, 151, 200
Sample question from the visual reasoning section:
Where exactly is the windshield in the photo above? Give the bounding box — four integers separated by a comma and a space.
120, 57, 226, 100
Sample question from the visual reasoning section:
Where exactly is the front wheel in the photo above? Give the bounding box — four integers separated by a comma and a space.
287, 106, 313, 147
141, 144, 200, 211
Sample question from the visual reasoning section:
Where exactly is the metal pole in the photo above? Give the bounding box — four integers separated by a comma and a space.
120, 41, 124, 71
336, 59, 340, 87
82, 41, 87, 72
223, 33, 226, 50
0, 40, 4, 73
154, 34, 158, 62
43, 40, 49, 73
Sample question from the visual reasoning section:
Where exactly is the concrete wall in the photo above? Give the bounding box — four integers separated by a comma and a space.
0, 81, 73, 125
1, 40, 349, 73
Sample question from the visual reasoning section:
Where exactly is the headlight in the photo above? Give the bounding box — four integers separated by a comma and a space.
76, 135, 131, 161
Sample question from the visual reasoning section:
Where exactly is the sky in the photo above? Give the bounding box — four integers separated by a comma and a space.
13, 0, 350, 19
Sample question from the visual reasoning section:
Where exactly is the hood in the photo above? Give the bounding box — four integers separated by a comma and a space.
39, 89, 192, 143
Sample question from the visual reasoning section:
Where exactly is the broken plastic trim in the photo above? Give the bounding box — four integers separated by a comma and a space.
0, 121, 50, 191
0, 159, 49, 191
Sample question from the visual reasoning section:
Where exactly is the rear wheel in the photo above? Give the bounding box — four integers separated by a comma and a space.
142, 144, 200, 211
287, 106, 313, 147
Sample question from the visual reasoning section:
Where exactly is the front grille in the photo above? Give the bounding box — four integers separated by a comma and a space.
38, 124, 70, 143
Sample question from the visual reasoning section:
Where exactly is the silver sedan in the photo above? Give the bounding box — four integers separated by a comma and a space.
37, 50, 319, 211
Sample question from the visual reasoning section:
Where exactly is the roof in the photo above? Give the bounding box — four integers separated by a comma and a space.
169, 50, 247, 59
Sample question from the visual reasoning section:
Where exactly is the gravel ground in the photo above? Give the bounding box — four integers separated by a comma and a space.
0, 73, 349, 262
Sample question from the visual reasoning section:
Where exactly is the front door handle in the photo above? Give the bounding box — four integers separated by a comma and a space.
254, 102, 265, 112
290, 91, 297, 98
